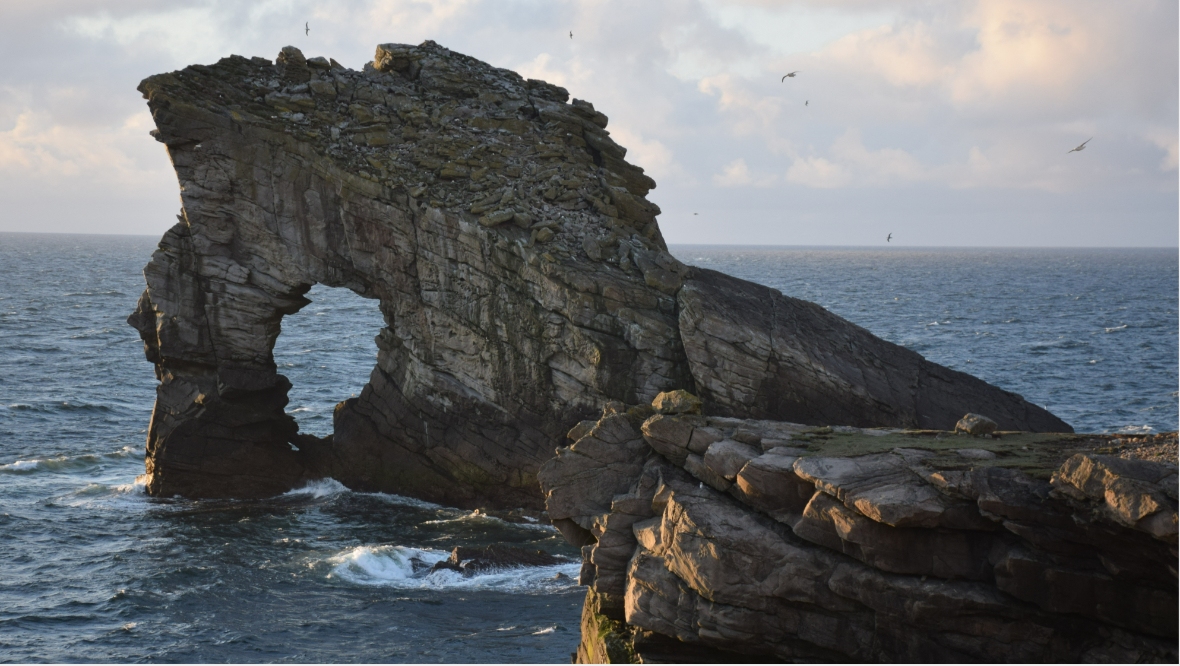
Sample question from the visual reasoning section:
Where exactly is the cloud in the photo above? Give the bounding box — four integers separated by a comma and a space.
714, 158, 776, 187
0, 0, 1173, 245
785, 156, 849, 189
0, 100, 166, 185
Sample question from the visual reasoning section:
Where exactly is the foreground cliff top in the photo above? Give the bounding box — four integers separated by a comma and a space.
541, 394, 1177, 662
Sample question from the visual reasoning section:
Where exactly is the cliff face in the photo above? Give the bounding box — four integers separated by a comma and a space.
539, 399, 1178, 663
129, 41, 1069, 505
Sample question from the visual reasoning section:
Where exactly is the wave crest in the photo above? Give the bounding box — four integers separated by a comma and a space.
326, 544, 579, 594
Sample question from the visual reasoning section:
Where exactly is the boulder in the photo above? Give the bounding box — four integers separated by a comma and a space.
956, 413, 998, 436
651, 389, 702, 415
428, 544, 564, 575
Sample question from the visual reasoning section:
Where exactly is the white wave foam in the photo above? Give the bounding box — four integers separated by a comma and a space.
368, 491, 444, 510
1, 446, 138, 473
0, 459, 43, 472
278, 478, 446, 510
532, 626, 556, 635
326, 544, 580, 593
1116, 425, 1155, 434
53, 477, 147, 508
1104, 324, 1128, 333
283, 478, 350, 499
114, 477, 148, 496
423, 510, 558, 532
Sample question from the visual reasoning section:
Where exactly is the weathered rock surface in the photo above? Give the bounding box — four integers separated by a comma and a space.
678, 269, 1070, 432
130, 41, 1069, 505
540, 394, 1178, 663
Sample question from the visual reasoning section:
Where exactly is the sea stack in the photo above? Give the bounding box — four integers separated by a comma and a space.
128, 41, 1070, 506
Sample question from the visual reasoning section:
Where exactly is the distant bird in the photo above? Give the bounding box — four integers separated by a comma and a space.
887, 233, 892, 243
1068, 138, 1092, 154
781, 71, 800, 81
569, 31, 573, 39
305, 22, 309, 36
693, 212, 698, 215
805, 100, 809, 106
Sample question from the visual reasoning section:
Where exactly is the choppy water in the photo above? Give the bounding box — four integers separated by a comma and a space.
0, 233, 1176, 662
0, 234, 581, 663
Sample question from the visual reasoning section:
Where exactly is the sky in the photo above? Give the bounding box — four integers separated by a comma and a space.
0, 0, 1176, 246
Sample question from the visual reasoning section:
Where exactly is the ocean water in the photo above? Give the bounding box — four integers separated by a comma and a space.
0, 233, 1176, 662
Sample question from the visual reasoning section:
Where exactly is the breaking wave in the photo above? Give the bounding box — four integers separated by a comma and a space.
0, 446, 136, 474
326, 544, 579, 593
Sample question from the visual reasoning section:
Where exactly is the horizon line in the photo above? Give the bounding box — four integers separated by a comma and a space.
1, 230, 1177, 251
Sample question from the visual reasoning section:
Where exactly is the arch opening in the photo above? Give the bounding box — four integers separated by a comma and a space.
272, 284, 386, 438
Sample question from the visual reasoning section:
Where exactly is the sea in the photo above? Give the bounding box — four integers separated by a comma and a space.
0, 233, 1176, 663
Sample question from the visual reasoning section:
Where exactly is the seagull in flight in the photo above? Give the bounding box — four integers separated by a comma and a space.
1068, 138, 1092, 153
781, 71, 800, 81
305, 22, 309, 36
887, 233, 893, 243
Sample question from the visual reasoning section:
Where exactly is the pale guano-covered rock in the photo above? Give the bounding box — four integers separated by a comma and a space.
955, 412, 998, 436
130, 40, 1072, 505
539, 394, 1177, 663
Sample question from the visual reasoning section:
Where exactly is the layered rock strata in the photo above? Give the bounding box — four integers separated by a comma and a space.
130, 41, 1068, 504
539, 400, 1178, 663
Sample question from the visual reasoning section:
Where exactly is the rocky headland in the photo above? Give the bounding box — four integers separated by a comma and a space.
540, 393, 1178, 662
123, 41, 1177, 663
129, 41, 1067, 507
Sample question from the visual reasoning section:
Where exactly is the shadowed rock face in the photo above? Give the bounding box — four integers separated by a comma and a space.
128, 41, 1070, 505
679, 268, 1072, 432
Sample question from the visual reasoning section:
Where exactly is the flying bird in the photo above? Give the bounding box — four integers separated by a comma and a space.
805, 100, 809, 106
781, 71, 800, 81
887, 233, 892, 243
569, 31, 573, 39
1068, 138, 1092, 154
305, 22, 309, 36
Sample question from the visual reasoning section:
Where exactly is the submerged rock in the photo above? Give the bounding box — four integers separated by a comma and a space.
540, 395, 1177, 663
428, 544, 564, 575
129, 41, 1070, 505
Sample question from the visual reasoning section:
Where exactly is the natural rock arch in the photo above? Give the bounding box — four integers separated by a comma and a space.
270, 283, 384, 437
129, 42, 1069, 507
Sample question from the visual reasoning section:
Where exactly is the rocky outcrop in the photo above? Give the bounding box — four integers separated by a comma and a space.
129, 41, 1069, 505
678, 269, 1069, 432
427, 544, 566, 575
539, 395, 1177, 663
